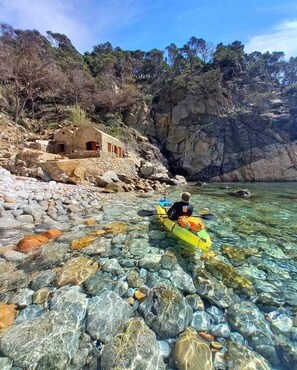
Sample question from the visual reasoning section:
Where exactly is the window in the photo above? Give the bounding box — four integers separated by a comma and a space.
108, 143, 113, 152
86, 141, 97, 150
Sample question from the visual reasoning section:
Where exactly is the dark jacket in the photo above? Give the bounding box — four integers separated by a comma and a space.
167, 201, 193, 220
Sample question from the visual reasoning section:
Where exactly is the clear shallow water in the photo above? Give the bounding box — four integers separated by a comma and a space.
2, 178, 297, 369
181, 182, 297, 250
125, 182, 297, 369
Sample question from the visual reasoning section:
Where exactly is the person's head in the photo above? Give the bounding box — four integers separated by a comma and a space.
181, 192, 191, 202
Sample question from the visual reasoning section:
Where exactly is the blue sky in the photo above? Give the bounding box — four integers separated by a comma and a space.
1, 0, 297, 57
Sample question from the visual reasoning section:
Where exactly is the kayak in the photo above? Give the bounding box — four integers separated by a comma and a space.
157, 200, 212, 251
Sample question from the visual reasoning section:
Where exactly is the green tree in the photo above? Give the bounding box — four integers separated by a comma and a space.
282, 57, 297, 85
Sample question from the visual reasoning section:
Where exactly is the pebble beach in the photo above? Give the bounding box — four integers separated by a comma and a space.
0, 168, 296, 370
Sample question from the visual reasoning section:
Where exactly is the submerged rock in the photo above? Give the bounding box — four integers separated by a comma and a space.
190, 311, 212, 332
101, 317, 166, 370
0, 357, 13, 370
83, 271, 127, 296
86, 291, 134, 343
227, 301, 278, 362
225, 342, 271, 370
0, 303, 17, 330
275, 334, 297, 370
230, 189, 252, 198
57, 256, 98, 287
221, 244, 258, 266
193, 270, 236, 308
0, 311, 81, 369
0, 262, 30, 294
16, 234, 49, 253
139, 284, 193, 339
170, 266, 196, 294
173, 326, 214, 370
205, 260, 256, 297
19, 243, 68, 272
50, 285, 88, 327
160, 250, 178, 270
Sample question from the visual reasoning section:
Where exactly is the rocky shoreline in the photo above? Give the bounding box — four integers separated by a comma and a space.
0, 168, 296, 370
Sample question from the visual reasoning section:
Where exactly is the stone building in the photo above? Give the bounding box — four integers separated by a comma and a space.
51, 126, 125, 158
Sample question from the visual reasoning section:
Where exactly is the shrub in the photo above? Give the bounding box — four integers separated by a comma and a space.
68, 105, 89, 126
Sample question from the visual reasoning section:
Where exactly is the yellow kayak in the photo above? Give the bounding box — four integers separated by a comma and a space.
156, 203, 212, 251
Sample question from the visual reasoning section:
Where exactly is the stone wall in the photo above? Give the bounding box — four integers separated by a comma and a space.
68, 151, 101, 159
40, 155, 136, 184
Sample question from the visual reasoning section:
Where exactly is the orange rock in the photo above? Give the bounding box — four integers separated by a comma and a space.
16, 234, 49, 253
134, 290, 147, 302
0, 303, 17, 330
71, 236, 96, 250
42, 229, 62, 239
198, 332, 215, 342
4, 197, 15, 203
84, 219, 96, 226
71, 230, 105, 250
210, 341, 223, 350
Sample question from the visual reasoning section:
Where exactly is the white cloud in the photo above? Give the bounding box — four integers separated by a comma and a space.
0, 0, 89, 51
245, 19, 297, 58
0, 0, 171, 51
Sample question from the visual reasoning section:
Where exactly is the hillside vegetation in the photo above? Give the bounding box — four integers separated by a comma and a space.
1, 23, 297, 180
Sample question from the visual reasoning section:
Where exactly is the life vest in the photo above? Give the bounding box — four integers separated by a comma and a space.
178, 216, 205, 232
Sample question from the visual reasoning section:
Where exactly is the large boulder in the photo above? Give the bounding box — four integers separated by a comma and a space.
173, 327, 214, 370
193, 270, 237, 308
95, 170, 120, 187
86, 291, 133, 343
101, 317, 166, 370
139, 284, 193, 338
0, 311, 81, 369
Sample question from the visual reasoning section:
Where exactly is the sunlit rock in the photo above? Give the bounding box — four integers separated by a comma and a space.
57, 256, 98, 287
173, 326, 213, 370
205, 260, 256, 297
42, 229, 62, 239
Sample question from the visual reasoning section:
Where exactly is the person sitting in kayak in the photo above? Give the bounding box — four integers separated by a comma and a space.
167, 192, 205, 232
167, 192, 193, 220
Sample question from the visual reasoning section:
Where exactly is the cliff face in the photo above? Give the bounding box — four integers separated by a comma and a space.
132, 85, 297, 182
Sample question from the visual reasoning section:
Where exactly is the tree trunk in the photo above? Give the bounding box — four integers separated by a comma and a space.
15, 96, 28, 124
13, 80, 19, 123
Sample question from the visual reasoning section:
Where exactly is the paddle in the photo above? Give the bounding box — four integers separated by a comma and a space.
138, 209, 216, 220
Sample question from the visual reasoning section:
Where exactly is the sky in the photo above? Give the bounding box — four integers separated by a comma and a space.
1, 0, 297, 58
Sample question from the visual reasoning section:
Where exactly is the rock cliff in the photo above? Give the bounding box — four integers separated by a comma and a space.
132, 84, 297, 182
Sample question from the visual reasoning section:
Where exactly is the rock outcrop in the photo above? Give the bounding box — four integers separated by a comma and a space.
133, 87, 297, 181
